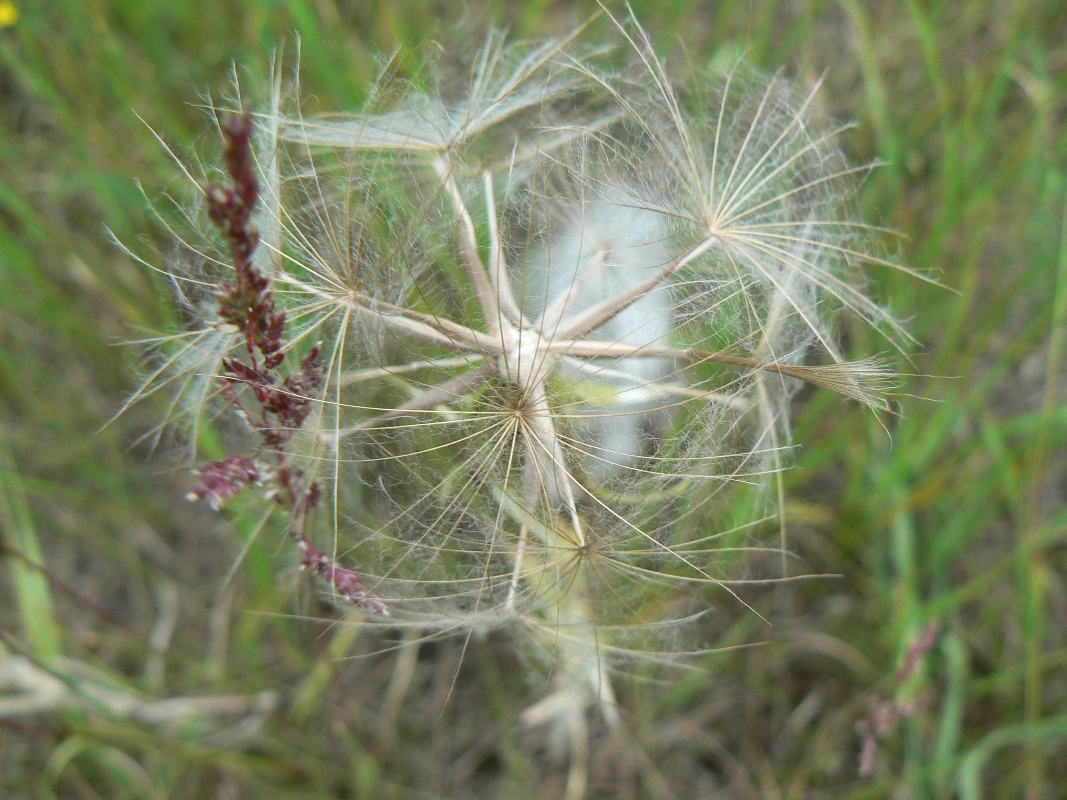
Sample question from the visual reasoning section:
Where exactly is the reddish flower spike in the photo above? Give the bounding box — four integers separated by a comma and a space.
187, 456, 260, 510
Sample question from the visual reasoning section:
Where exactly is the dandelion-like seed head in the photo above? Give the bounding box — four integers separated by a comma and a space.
129, 11, 917, 771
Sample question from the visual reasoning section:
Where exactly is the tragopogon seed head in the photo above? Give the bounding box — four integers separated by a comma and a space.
129, 11, 916, 742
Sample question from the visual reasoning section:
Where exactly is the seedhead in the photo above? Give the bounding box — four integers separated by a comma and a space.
128, 11, 915, 791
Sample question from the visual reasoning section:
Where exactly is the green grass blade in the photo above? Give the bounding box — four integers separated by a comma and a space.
0, 427, 62, 662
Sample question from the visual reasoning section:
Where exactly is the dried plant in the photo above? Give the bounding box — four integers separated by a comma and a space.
125, 10, 919, 793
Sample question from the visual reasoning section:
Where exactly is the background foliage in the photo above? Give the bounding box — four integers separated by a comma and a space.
1, 1, 1064, 797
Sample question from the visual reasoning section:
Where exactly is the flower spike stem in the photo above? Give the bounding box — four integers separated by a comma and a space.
189, 110, 386, 615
